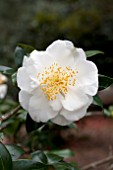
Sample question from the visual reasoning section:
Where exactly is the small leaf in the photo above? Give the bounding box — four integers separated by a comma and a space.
86, 50, 104, 57
99, 74, 113, 90
11, 72, 17, 85
13, 160, 47, 170
18, 44, 35, 54
0, 66, 15, 75
45, 149, 74, 159
14, 46, 26, 67
54, 162, 78, 170
46, 153, 63, 165
0, 142, 12, 170
31, 151, 47, 164
5, 144, 25, 161
26, 114, 44, 133
93, 94, 103, 109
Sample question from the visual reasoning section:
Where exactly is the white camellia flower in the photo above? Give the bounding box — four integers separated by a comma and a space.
0, 74, 7, 99
17, 40, 98, 126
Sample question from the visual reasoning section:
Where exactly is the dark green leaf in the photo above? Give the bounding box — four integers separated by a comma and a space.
93, 94, 103, 109
14, 46, 26, 67
18, 44, 35, 54
46, 153, 63, 165
54, 162, 78, 170
85, 50, 104, 57
45, 149, 74, 158
5, 144, 25, 161
0, 66, 15, 75
0, 142, 12, 170
31, 151, 47, 164
11, 72, 17, 85
99, 74, 113, 90
26, 114, 44, 133
13, 160, 47, 170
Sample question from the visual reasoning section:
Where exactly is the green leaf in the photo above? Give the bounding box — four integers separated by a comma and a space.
12, 160, 47, 170
54, 162, 78, 170
5, 145, 25, 161
0, 66, 15, 75
18, 43, 35, 54
99, 74, 113, 90
93, 94, 103, 109
45, 149, 74, 158
11, 72, 17, 85
85, 50, 104, 57
14, 46, 26, 67
0, 142, 12, 170
26, 114, 44, 133
31, 151, 48, 164
46, 153, 63, 165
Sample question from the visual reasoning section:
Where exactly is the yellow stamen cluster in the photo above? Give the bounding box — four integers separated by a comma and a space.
0, 75, 6, 85
37, 63, 78, 101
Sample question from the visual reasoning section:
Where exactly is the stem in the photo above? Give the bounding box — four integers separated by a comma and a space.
81, 156, 113, 170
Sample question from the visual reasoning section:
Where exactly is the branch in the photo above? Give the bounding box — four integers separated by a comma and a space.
81, 156, 113, 170
0, 105, 21, 122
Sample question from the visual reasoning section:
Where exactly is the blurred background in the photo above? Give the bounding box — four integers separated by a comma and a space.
0, 1, 113, 169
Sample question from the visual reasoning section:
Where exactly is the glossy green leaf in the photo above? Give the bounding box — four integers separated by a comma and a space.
93, 94, 103, 109
31, 151, 47, 164
46, 153, 63, 165
18, 43, 35, 54
99, 74, 113, 90
14, 46, 26, 67
0, 142, 12, 170
0, 66, 15, 75
5, 144, 25, 161
85, 50, 104, 57
45, 149, 74, 158
26, 114, 44, 133
12, 160, 47, 170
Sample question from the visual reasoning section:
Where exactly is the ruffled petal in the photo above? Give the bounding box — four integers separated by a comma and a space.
49, 94, 63, 111
51, 114, 72, 126
29, 93, 58, 122
62, 86, 93, 111
60, 105, 90, 121
46, 40, 76, 66
19, 90, 31, 110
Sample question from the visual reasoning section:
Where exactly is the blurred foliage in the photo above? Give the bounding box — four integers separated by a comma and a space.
0, 0, 113, 99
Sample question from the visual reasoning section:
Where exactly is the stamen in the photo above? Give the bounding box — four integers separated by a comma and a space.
37, 63, 78, 100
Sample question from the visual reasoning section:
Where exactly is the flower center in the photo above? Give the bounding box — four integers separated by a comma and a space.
37, 63, 78, 100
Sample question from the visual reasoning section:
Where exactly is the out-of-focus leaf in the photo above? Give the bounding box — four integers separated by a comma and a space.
45, 149, 74, 158
99, 74, 113, 90
0, 142, 12, 170
12, 160, 47, 170
11, 72, 17, 85
46, 153, 63, 164
31, 151, 47, 164
93, 94, 103, 109
85, 50, 104, 57
18, 44, 35, 54
5, 144, 25, 161
54, 162, 78, 170
0, 66, 15, 75
26, 114, 44, 133
14, 46, 26, 67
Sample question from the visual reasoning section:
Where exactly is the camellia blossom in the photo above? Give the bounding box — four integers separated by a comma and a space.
17, 40, 98, 126
0, 73, 7, 99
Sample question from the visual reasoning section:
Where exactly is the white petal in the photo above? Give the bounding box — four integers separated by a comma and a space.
49, 94, 63, 111
76, 60, 98, 88
60, 105, 89, 121
19, 90, 31, 110
29, 93, 58, 123
62, 86, 93, 111
30, 50, 54, 67
0, 84, 7, 99
51, 114, 72, 126
74, 48, 86, 63
17, 65, 39, 93
46, 40, 75, 66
